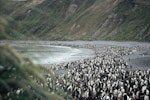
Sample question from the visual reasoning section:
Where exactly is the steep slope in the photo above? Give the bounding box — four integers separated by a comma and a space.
0, 0, 150, 41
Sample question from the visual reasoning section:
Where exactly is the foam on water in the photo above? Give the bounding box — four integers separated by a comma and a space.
12, 44, 95, 64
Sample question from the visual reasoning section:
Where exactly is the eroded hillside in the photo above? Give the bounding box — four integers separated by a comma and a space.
0, 0, 150, 41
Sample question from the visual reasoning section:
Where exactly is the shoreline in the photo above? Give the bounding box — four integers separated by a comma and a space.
47, 41, 150, 71
0, 41, 96, 65
1, 40, 150, 70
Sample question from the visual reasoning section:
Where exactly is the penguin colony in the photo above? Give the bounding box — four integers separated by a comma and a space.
46, 45, 150, 100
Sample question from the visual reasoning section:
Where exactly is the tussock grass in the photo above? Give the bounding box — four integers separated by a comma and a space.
0, 45, 63, 100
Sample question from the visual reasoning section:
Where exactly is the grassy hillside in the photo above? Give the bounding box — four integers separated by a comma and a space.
0, 45, 63, 100
0, 0, 150, 41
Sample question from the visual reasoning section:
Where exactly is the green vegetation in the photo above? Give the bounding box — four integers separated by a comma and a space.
0, 16, 8, 39
0, 45, 63, 100
114, 0, 150, 41
0, 0, 149, 41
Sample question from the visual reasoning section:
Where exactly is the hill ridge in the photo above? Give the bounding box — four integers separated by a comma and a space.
0, 0, 150, 41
